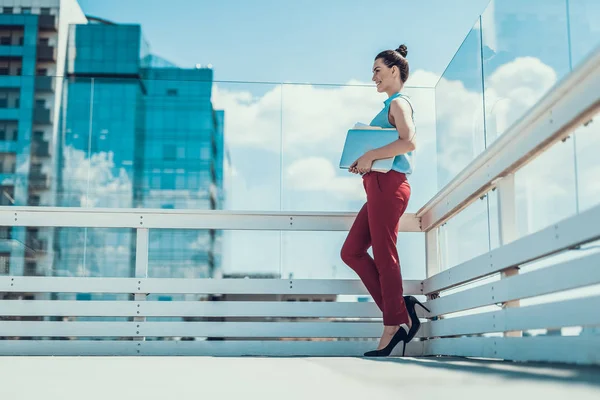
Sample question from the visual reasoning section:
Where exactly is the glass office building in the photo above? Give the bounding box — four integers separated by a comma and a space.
55, 23, 146, 279
0, 14, 39, 278
141, 68, 224, 279
53, 22, 225, 285
0, 1, 88, 280
0, 3, 225, 293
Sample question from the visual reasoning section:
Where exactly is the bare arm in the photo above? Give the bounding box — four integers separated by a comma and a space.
366, 97, 416, 160
350, 98, 416, 174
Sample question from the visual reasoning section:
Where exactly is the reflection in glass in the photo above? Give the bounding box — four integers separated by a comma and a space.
280, 83, 437, 214
482, 0, 570, 144
479, 0, 578, 240
438, 197, 491, 270
222, 230, 281, 278
281, 83, 372, 213
212, 82, 282, 211
574, 112, 600, 213
148, 229, 213, 279
435, 20, 485, 189
515, 140, 577, 238
567, 0, 600, 68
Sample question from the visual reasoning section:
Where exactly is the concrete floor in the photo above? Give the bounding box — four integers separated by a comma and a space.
1, 356, 599, 400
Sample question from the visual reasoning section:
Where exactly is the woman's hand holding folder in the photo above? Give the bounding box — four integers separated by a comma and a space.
349, 151, 375, 175
348, 122, 375, 174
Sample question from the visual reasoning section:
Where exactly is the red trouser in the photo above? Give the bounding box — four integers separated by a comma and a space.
341, 170, 411, 326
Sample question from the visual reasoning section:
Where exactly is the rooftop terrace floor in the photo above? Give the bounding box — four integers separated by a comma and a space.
1, 356, 599, 399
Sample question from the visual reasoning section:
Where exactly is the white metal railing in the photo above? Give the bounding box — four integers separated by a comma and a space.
0, 210, 424, 357
0, 47, 599, 362
0, 276, 426, 357
0, 208, 422, 232
418, 43, 600, 232
417, 44, 600, 365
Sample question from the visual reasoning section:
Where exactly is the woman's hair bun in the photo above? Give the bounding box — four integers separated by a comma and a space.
396, 44, 408, 58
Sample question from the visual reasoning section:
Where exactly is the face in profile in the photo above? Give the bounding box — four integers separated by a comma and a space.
372, 58, 395, 93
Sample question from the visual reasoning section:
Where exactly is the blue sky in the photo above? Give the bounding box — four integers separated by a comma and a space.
71, 0, 600, 285
73, 0, 490, 280
78, 0, 492, 84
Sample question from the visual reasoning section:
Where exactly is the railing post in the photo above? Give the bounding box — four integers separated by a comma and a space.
425, 229, 440, 280
425, 229, 440, 329
496, 174, 522, 337
135, 228, 149, 342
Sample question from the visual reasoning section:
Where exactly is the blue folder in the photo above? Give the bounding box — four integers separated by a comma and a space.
339, 127, 397, 173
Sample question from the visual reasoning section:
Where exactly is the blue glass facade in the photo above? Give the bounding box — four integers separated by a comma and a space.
67, 24, 142, 76
0, 14, 42, 276
141, 68, 220, 278
54, 23, 225, 283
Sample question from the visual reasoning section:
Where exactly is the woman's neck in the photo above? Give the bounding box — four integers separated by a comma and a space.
386, 85, 403, 98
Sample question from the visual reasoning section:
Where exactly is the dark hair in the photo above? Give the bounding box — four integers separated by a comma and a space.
376, 44, 409, 83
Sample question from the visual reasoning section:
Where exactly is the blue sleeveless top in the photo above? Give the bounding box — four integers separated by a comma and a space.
369, 92, 415, 175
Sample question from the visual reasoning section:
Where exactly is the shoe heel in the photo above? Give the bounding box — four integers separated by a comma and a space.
402, 341, 407, 357
415, 300, 430, 313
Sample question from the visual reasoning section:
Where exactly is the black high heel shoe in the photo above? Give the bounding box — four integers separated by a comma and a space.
363, 323, 410, 357
404, 295, 430, 342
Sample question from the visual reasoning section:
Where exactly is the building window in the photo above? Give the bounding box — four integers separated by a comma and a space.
0, 125, 18, 141
0, 68, 8, 76
0, 98, 8, 108
14, 98, 20, 108
41, 8, 51, 15
167, 89, 178, 96
2, 7, 13, 14
35, 99, 45, 108
0, 252, 9, 274
24, 262, 36, 276
163, 144, 176, 160
30, 163, 42, 174
200, 147, 211, 160
0, 155, 16, 174
0, 37, 11, 46
0, 186, 14, 206
39, 38, 49, 46
76, 293, 92, 301
18, 37, 24, 46
36, 68, 48, 76
21, 7, 32, 14
28, 195, 40, 206
161, 174, 176, 190
0, 226, 10, 239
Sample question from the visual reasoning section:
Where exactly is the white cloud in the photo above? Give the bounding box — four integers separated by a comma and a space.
61, 146, 133, 208
485, 57, 557, 139
213, 73, 438, 211
211, 78, 438, 276
406, 70, 440, 88
436, 56, 558, 186
212, 85, 283, 151
576, 119, 600, 212
435, 77, 486, 182
481, 0, 497, 52
212, 72, 438, 153
212, 58, 583, 274
483, 57, 569, 237
286, 157, 365, 201
436, 55, 600, 253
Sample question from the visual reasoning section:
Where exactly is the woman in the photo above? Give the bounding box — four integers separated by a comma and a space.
341, 44, 428, 357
